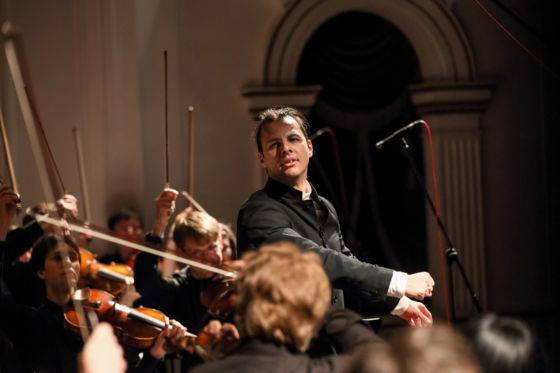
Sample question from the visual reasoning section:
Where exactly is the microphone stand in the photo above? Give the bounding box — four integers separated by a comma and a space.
398, 137, 482, 323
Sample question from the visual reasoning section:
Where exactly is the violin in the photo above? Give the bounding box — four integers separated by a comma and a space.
199, 260, 241, 317
79, 248, 134, 296
64, 288, 211, 352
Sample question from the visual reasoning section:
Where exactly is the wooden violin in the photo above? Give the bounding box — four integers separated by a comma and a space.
78, 248, 134, 296
64, 288, 211, 352
199, 260, 242, 317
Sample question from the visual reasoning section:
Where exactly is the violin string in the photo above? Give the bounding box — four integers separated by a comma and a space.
34, 214, 236, 279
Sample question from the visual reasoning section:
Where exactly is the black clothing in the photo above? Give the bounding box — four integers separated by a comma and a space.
134, 236, 217, 333
237, 178, 398, 313
189, 309, 382, 373
134, 235, 222, 371
0, 236, 160, 373
0, 221, 45, 307
99, 250, 126, 265
0, 295, 83, 373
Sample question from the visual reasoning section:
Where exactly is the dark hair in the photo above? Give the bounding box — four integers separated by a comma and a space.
107, 208, 143, 231
31, 234, 80, 273
254, 107, 310, 153
465, 314, 537, 373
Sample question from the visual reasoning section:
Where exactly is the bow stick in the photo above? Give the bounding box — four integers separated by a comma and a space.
34, 214, 236, 279
3, 22, 92, 341
0, 107, 21, 203
188, 106, 194, 196
72, 127, 92, 222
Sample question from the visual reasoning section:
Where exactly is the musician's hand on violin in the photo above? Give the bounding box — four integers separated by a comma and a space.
117, 284, 141, 307
149, 319, 186, 359
196, 320, 240, 361
78, 322, 127, 373
405, 272, 435, 300
222, 259, 245, 272
152, 188, 178, 237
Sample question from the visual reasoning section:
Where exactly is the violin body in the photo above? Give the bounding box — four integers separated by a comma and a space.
199, 260, 241, 317
79, 248, 134, 296
65, 288, 168, 349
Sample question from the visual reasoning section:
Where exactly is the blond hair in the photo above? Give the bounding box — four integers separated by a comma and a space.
235, 242, 331, 352
172, 210, 220, 249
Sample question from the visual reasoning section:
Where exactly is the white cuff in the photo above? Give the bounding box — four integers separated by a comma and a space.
387, 271, 407, 298
391, 296, 411, 316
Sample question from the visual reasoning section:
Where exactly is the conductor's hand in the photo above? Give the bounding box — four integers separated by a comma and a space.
405, 272, 434, 300
398, 300, 433, 327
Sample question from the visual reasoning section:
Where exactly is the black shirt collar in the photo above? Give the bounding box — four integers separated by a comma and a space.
264, 178, 319, 202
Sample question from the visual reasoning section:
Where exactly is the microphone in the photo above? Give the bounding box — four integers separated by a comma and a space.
310, 127, 329, 141
375, 120, 424, 149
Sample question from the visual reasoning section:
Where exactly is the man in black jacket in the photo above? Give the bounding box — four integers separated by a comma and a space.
237, 107, 433, 326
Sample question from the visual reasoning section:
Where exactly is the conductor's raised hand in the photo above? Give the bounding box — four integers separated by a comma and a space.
405, 272, 435, 300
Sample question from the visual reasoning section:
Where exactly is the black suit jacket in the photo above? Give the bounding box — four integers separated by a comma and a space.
237, 178, 398, 312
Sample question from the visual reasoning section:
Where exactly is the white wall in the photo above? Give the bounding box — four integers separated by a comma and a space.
0, 0, 284, 247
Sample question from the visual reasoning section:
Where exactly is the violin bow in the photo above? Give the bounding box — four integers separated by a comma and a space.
188, 105, 194, 196
2, 22, 93, 341
72, 127, 92, 222
164, 50, 170, 189
180, 106, 208, 213
34, 214, 236, 279
0, 107, 19, 197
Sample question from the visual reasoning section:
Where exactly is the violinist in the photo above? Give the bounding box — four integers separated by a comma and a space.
0, 190, 190, 373
190, 241, 383, 373
99, 208, 145, 269
0, 187, 81, 308
237, 107, 434, 327
134, 192, 239, 371
96, 208, 145, 306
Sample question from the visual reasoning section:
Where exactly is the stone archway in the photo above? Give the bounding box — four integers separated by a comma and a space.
243, 0, 493, 319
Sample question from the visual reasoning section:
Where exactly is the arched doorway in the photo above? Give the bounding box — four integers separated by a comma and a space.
297, 11, 426, 277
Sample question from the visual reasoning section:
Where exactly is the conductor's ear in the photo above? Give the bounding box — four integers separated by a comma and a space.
257, 152, 266, 168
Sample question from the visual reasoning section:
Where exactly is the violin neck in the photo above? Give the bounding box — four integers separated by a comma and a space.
111, 303, 165, 330
96, 267, 133, 285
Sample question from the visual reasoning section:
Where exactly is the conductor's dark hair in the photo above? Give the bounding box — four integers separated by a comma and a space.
255, 107, 310, 153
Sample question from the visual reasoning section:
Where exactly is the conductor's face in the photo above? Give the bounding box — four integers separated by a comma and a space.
258, 116, 313, 190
